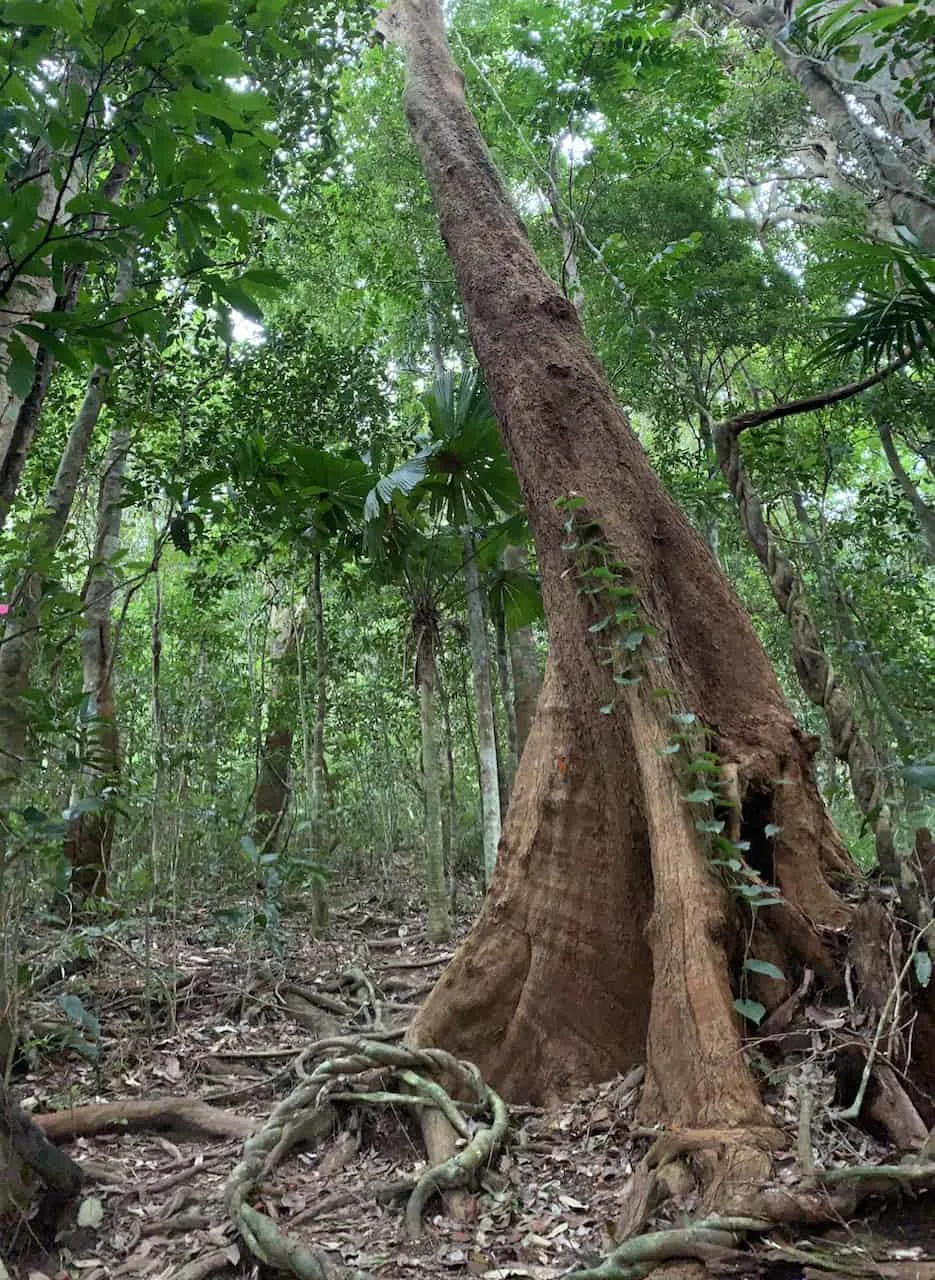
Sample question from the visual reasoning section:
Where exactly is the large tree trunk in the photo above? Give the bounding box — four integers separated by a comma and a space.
63, 426, 130, 901
380, 0, 853, 1143
462, 526, 501, 885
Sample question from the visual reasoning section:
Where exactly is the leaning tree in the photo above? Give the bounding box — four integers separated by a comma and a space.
373, 0, 935, 1210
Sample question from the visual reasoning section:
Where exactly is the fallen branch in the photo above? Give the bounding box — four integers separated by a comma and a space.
35, 1095, 256, 1142
378, 954, 454, 971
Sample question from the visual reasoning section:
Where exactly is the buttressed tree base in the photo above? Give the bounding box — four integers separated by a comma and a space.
376, 0, 934, 1208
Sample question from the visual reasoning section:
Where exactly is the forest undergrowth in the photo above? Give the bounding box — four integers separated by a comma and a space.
4, 880, 935, 1280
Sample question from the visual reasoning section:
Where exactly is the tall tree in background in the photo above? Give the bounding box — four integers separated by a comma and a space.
420, 371, 520, 881
253, 596, 304, 864
63, 422, 131, 901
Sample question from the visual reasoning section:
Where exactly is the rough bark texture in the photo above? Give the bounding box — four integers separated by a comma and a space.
381, 0, 852, 1123
463, 527, 502, 884
492, 586, 518, 793
504, 545, 542, 761
63, 426, 130, 900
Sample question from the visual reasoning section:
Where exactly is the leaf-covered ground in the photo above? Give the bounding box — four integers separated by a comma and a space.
8, 894, 935, 1280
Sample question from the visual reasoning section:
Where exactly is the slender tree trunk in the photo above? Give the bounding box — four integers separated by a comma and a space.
439, 660, 458, 910
0, 258, 133, 801
254, 601, 300, 863
462, 526, 501, 885
791, 492, 915, 752
503, 545, 542, 761
0, 150, 82, 450
875, 418, 935, 565
381, 0, 858, 1158
492, 586, 517, 795
308, 551, 329, 932
719, 0, 935, 169
416, 632, 452, 942
62, 426, 130, 901
0, 155, 135, 530
715, 417, 926, 926
546, 143, 585, 314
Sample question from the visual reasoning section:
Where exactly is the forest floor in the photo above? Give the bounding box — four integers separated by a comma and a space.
7, 889, 935, 1280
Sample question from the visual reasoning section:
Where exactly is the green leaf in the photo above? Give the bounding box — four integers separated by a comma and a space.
4, 0, 59, 25
599, 700, 616, 714
743, 959, 785, 982
57, 993, 100, 1038
77, 1196, 105, 1229
684, 787, 716, 803
588, 615, 612, 633
695, 818, 725, 833
902, 764, 935, 791
914, 951, 932, 989
733, 998, 766, 1025
17, 324, 85, 372
4, 334, 36, 400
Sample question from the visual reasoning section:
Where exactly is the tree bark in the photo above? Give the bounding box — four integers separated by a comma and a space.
380, 0, 853, 1142
62, 425, 130, 901
462, 526, 501, 885
503, 545, 542, 761
0, 149, 81, 451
